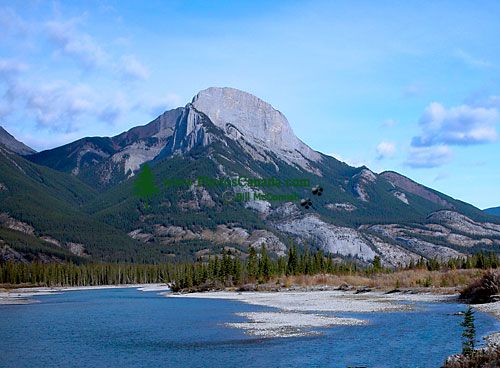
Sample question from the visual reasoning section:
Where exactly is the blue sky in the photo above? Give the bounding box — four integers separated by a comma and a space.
0, 0, 499, 209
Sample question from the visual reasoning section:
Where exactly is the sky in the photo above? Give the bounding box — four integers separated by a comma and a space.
0, 0, 499, 209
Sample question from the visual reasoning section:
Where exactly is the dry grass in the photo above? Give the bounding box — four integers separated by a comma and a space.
460, 270, 500, 303
271, 269, 487, 292
444, 345, 500, 368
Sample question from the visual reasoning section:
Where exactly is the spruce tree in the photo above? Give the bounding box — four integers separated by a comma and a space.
247, 246, 258, 279
259, 244, 271, 280
460, 307, 476, 356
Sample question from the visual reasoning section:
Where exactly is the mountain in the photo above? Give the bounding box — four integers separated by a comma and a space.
0, 126, 36, 155
485, 207, 500, 216
2, 87, 499, 266
0, 145, 177, 263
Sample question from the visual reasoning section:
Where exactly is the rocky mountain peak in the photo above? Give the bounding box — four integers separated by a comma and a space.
191, 87, 321, 172
192, 87, 296, 149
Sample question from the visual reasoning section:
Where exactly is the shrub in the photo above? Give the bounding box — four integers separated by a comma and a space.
460, 270, 500, 304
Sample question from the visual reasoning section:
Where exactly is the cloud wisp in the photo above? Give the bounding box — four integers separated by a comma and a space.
46, 19, 108, 68
405, 145, 453, 169
376, 141, 396, 159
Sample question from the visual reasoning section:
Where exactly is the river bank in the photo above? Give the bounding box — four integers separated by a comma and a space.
0, 283, 170, 304
166, 288, 465, 337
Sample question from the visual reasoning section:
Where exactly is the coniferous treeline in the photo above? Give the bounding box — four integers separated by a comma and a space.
1, 247, 498, 289
169, 247, 500, 291
0, 263, 176, 286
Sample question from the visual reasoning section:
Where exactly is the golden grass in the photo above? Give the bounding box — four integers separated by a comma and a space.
272, 268, 487, 292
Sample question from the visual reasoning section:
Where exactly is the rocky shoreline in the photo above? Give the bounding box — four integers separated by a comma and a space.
0, 284, 170, 304
166, 288, 460, 337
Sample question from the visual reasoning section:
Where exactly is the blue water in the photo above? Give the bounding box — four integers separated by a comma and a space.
1, 289, 498, 368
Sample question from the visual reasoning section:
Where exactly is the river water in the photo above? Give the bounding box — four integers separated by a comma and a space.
1, 288, 498, 368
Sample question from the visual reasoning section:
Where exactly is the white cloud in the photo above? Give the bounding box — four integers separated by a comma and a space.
0, 58, 29, 118
455, 49, 493, 68
119, 55, 149, 80
405, 145, 453, 168
433, 172, 450, 182
99, 92, 130, 123
46, 19, 108, 68
412, 102, 498, 147
376, 141, 396, 159
23, 81, 96, 131
146, 93, 183, 116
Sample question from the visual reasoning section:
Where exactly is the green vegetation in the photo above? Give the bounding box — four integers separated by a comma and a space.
0, 148, 143, 262
1, 248, 498, 291
461, 307, 476, 356
0, 262, 175, 286
169, 248, 499, 292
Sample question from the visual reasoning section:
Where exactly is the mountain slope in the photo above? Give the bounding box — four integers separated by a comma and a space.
28, 109, 183, 189
9, 87, 500, 266
0, 146, 167, 262
485, 207, 500, 216
0, 126, 36, 155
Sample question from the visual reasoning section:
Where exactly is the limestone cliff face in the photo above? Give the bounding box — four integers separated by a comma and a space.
192, 87, 322, 172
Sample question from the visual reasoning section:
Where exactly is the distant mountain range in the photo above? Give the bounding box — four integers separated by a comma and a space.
1, 87, 500, 265
485, 207, 500, 216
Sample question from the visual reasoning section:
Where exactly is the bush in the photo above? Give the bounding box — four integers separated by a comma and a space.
443, 345, 500, 368
460, 270, 500, 304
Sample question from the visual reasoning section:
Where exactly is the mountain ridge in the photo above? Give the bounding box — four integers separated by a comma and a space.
485, 207, 500, 216
0, 126, 36, 156
1, 87, 499, 265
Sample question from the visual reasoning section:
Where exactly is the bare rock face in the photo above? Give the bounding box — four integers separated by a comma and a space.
150, 223, 287, 256
65, 242, 87, 257
364, 234, 421, 267
128, 229, 154, 243
428, 210, 500, 237
351, 169, 377, 202
40, 236, 61, 246
381, 171, 452, 208
110, 108, 183, 176
0, 244, 28, 263
0, 126, 36, 155
393, 191, 409, 204
325, 203, 357, 212
0, 213, 35, 235
192, 87, 322, 172
274, 214, 376, 261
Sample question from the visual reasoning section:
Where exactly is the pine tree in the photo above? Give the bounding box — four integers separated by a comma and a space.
247, 246, 258, 279
134, 163, 159, 208
287, 244, 298, 275
259, 244, 271, 280
461, 307, 476, 356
